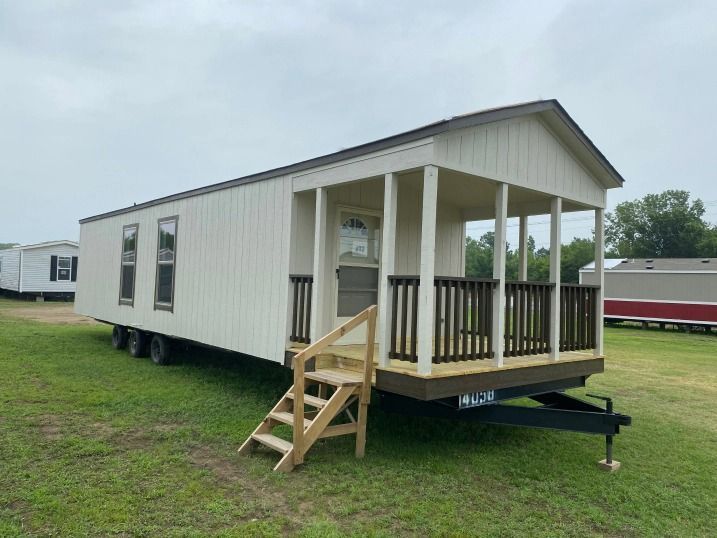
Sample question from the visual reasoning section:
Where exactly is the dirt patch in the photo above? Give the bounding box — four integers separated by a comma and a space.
36, 415, 63, 440
3, 303, 97, 325
189, 446, 246, 482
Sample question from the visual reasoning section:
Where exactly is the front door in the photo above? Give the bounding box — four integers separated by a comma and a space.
335, 209, 381, 344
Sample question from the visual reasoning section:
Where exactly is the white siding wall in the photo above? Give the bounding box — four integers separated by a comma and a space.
20, 244, 78, 293
0, 249, 20, 291
434, 115, 606, 208
75, 176, 293, 364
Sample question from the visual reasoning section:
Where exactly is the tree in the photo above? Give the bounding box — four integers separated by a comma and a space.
0, 242, 18, 250
605, 190, 709, 257
464, 233, 592, 283
560, 238, 595, 283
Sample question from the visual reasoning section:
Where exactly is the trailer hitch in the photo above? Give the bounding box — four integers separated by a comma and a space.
586, 393, 623, 471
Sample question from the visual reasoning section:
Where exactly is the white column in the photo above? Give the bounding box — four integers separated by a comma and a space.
594, 208, 605, 356
416, 166, 438, 375
309, 187, 328, 343
492, 183, 509, 366
549, 197, 562, 359
518, 214, 529, 281
378, 173, 398, 367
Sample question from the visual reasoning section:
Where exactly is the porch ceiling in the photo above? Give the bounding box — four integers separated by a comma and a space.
399, 168, 590, 220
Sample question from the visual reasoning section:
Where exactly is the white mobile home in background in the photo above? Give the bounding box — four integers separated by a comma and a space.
0, 241, 79, 300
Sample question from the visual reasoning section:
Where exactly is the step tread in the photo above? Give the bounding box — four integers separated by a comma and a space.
252, 433, 293, 453
305, 368, 364, 387
269, 411, 312, 429
286, 392, 328, 408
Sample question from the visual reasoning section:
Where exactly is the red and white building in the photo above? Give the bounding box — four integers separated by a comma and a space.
580, 258, 717, 327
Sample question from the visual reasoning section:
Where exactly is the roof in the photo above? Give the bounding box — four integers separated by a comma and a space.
580, 258, 717, 272
79, 99, 625, 224
1, 240, 79, 251
580, 259, 624, 271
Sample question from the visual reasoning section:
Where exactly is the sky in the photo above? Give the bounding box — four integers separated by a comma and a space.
1, 0, 716, 249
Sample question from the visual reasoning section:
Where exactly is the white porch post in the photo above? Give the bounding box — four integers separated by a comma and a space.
594, 208, 605, 356
518, 214, 529, 281
378, 173, 398, 368
417, 165, 438, 375
492, 183, 508, 366
309, 187, 328, 343
549, 197, 562, 359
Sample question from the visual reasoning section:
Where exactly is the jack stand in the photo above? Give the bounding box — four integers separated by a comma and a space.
588, 394, 622, 471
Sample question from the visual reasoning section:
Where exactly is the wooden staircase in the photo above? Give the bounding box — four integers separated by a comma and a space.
238, 305, 377, 472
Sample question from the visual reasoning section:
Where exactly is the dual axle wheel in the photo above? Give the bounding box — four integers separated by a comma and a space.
112, 325, 172, 365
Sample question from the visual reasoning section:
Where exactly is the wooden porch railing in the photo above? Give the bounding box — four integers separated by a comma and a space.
386, 277, 600, 363
504, 281, 553, 357
559, 283, 599, 352
387, 276, 497, 363
289, 275, 313, 343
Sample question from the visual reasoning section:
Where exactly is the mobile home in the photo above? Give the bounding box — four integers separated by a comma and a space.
76, 100, 631, 470
580, 258, 717, 328
0, 241, 79, 300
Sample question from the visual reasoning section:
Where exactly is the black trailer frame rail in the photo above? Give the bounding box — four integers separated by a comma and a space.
377, 377, 632, 467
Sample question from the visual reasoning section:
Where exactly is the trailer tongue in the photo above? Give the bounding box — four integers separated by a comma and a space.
377, 380, 632, 471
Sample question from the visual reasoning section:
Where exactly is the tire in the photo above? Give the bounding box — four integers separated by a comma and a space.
128, 330, 148, 358
112, 325, 129, 350
150, 334, 172, 365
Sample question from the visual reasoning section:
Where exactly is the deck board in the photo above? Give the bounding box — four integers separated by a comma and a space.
287, 342, 604, 400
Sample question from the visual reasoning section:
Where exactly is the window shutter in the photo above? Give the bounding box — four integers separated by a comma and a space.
71, 256, 78, 282
50, 256, 57, 281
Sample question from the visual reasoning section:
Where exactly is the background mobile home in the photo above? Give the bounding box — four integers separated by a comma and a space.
0, 241, 79, 300
580, 258, 717, 328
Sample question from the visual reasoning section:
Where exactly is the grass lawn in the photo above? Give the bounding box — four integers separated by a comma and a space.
0, 298, 715, 536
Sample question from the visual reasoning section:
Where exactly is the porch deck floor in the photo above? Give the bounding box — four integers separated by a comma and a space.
288, 341, 600, 379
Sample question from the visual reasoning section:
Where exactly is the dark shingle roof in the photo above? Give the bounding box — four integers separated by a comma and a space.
610, 258, 717, 271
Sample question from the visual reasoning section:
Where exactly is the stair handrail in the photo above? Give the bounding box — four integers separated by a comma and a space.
291, 305, 377, 464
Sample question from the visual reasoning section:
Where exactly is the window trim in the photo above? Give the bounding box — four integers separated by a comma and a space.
57, 255, 72, 281
154, 215, 178, 312
119, 223, 139, 306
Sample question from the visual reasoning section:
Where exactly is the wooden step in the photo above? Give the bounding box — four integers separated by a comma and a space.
269, 411, 312, 429
305, 368, 364, 387
286, 392, 328, 409
251, 433, 293, 453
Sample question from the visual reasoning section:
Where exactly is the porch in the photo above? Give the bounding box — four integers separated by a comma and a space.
284, 105, 615, 392
286, 166, 605, 370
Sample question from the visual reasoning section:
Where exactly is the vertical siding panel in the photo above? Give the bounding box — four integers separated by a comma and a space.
508, 122, 519, 178
460, 132, 474, 167
537, 126, 548, 187
485, 125, 498, 175
528, 120, 540, 186
472, 127, 487, 170
497, 123, 509, 178
518, 121, 530, 181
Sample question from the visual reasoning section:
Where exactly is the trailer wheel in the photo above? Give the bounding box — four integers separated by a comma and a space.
150, 334, 172, 365
128, 330, 148, 358
111, 325, 129, 350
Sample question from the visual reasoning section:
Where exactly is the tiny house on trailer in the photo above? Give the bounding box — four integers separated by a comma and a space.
76, 100, 631, 471
0, 241, 79, 300
580, 258, 717, 329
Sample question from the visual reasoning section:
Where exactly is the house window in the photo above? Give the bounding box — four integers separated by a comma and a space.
57, 256, 72, 281
120, 224, 139, 305
154, 216, 178, 310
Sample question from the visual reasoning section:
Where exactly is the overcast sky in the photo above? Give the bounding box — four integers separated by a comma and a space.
1, 1, 716, 248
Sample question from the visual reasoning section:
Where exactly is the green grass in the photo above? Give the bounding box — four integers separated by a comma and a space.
1, 298, 716, 536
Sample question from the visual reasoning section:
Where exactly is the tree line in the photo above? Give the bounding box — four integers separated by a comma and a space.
466, 190, 717, 283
